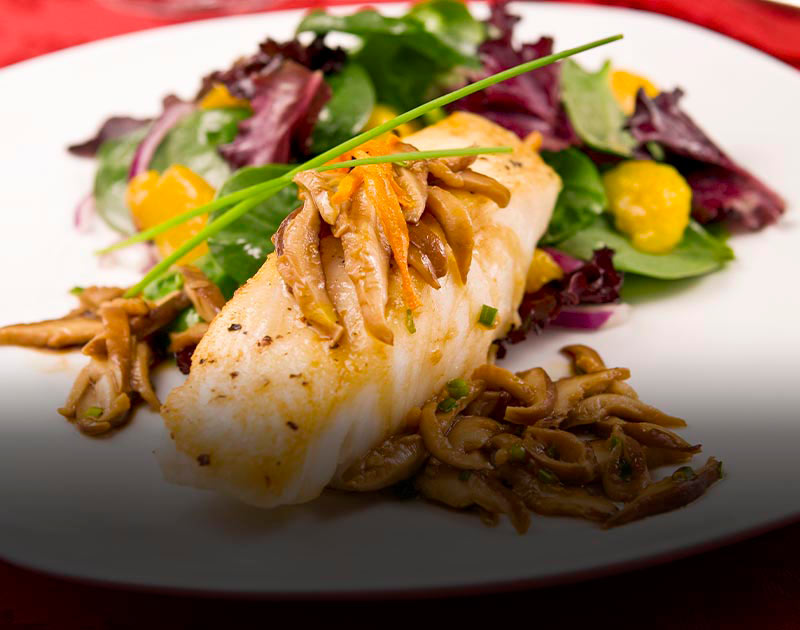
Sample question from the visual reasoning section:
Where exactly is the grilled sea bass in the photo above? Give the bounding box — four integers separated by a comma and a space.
159, 113, 561, 507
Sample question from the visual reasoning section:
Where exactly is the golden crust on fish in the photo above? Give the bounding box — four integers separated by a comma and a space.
159, 113, 561, 507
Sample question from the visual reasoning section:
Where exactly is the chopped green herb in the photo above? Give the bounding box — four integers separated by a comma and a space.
510, 444, 527, 462
717, 460, 724, 478
437, 397, 458, 413
608, 436, 621, 449
672, 466, 696, 482
478, 304, 498, 328
446, 378, 469, 399
69, 286, 85, 296
545, 445, 559, 460
84, 406, 103, 418
458, 470, 472, 482
538, 468, 557, 484
405, 309, 416, 334
646, 141, 666, 161
618, 457, 633, 480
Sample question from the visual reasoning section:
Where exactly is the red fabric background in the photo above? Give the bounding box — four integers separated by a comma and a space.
2, 0, 800, 68
1, 0, 799, 625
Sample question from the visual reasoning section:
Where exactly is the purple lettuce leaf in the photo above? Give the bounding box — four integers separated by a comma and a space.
219, 60, 331, 167
448, 1, 578, 150
197, 36, 346, 101
499, 248, 622, 354
629, 89, 785, 230
68, 116, 151, 158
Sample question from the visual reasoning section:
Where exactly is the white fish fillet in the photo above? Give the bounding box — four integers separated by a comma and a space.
159, 113, 561, 507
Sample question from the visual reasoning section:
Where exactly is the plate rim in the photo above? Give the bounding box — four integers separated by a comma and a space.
5, 513, 799, 599
1, 1, 799, 597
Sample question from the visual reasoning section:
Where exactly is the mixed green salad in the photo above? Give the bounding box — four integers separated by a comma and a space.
69, 0, 784, 357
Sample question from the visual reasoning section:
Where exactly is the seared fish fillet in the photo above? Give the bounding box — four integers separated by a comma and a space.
159, 113, 561, 507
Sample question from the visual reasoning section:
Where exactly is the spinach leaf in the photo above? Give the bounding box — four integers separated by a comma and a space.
207, 165, 301, 285
298, 1, 483, 68
561, 60, 636, 157
540, 148, 607, 245
92, 107, 250, 236
557, 214, 734, 280
142, 252, 238, 302
142, 252, 238, 333
310, 63, 376, 154
93, 126, 149, 235
407, 0, 486, 61
297, 0, 485, 111
353, 39, 442, 112
150, 107, 251, 189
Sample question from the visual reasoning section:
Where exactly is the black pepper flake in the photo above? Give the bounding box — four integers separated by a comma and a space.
230, 371, 239, 379
228, 323, 241, 331
259, 335, 273, 346
199, 358, 206, 365
286, 421, 299, 431
510, 160, 522, 168
301, 381, 309, 386
175, 346, 195, 374
197, 454, 211, 466
289, 373, 301, 378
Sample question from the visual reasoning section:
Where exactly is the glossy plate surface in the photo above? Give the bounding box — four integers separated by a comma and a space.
0, 2, 798, 596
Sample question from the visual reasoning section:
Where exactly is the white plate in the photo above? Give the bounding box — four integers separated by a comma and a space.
1, 2, 798, 596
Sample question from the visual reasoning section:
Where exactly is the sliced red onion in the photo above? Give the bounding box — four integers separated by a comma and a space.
128, 101, 194, 180
543, 247, 585, 274
551, 303, 630, 331
73, 193, 96, 233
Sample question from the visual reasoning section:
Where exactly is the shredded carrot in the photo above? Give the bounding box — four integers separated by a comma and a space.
359, 162, 421, 310
330, 170, 363, 204
327, 134, 421, 310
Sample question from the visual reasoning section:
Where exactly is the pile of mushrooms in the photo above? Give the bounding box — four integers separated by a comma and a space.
0, 266, 225, 435
333, 345, 723, 532
275, 140, 510, 346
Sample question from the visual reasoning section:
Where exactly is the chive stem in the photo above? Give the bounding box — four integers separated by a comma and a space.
315, 146, 512, 172
96, 177, 289, 255
123, 188, 279, 297
123, 34, 623, 296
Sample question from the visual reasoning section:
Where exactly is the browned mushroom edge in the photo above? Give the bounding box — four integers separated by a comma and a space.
277, 139, 510, 345
3, 267, 224, 435
332, 346, 722, 533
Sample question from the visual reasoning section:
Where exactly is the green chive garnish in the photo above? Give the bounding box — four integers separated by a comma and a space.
510, 444, 527, 462
423, 107, 447, 125
458, 470, 472, 482
405, 309, 416, 334
478, 305, 498, 328
315, 147, 512, 173
115, 34, 623, 298
446, 378, 469, 399
608, 436, 621, 449
69, 286, 85, 296
437, 397, 458, 413
538, 468, 557, 484
671, 466, 696, 482
545, 445, 559, 460
84, 406, 103, 418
